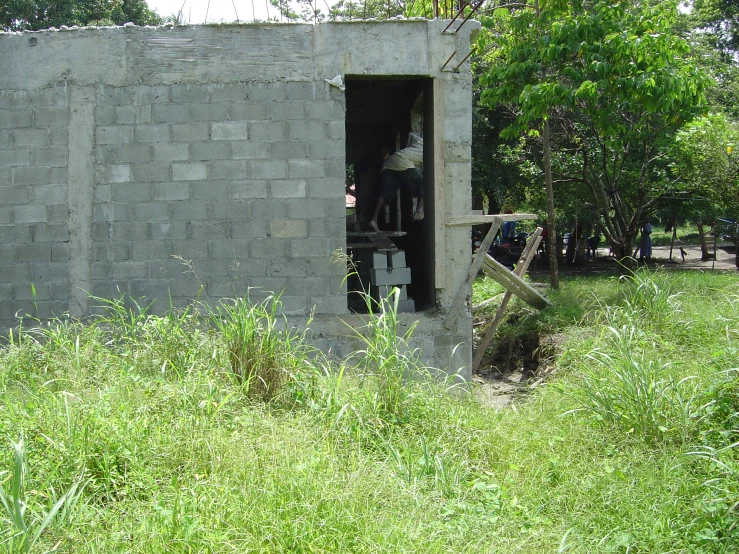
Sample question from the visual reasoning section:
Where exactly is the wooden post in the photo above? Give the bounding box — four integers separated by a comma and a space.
472, 229, 543, 371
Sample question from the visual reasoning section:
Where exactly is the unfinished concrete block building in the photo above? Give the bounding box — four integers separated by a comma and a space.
0, 20, 480, 378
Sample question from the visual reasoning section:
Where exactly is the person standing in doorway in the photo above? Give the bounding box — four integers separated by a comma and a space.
368, 133, 424, 232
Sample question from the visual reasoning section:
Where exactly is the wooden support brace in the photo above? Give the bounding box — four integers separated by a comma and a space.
443, 216, 502, 329
472, 230, 543, 371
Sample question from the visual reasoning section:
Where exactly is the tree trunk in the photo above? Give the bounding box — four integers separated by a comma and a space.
543, 119, 559, 289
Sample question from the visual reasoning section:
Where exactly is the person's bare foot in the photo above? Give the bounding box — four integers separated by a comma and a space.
368, 220, 379, 232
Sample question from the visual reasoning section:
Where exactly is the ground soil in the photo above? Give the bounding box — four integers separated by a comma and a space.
472, 242, 738, 408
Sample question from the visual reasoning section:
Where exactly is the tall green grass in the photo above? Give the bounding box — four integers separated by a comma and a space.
0, 271, 737, 552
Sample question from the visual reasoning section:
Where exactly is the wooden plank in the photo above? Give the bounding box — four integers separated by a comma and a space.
443, 217, 502, 329
472, 229, 543, 371
480, 253, 549, 310
446, 213, 538, 227
433, 78, 446, 290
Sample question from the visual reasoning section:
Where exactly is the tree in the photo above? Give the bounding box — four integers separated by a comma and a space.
1, 0, 161, 32
478, 0, 709, 265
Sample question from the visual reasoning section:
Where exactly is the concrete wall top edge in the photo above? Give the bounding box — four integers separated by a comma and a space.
0, 20, 478, 90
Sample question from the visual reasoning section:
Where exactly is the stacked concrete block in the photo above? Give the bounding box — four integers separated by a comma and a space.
89, 78, 346, 316
370, 249, 415, 313
0, 88, 70, 324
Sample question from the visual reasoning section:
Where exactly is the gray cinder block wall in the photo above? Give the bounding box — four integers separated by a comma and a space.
0, 21, 478, 378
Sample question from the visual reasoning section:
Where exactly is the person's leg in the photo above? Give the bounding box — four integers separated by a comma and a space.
397, 168, 424, 220
368, 196, 384, 231
369, 170, 401, 231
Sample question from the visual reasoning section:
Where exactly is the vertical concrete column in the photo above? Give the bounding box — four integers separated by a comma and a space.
67, 87, 95, 317
433, 78, 446, 292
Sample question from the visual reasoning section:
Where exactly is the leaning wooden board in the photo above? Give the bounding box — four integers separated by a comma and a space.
480, 254, 550, 310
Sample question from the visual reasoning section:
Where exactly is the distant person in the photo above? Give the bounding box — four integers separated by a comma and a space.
368, 133, 424, 232
586, 232, 600, 259
501, 209, 516, 246
565, 224, 583, 264
640, 221, 652, 262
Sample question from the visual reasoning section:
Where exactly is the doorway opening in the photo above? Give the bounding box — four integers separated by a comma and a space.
344, 77, 436, 314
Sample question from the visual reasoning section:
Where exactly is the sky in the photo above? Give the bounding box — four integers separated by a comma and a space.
146, 0, 333, 24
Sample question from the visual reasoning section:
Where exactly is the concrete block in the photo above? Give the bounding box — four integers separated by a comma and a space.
286, 277, 326, 296
324, 159, 346, 178
191, 180, 228, 201
0, 224, 33, 243
153, 143, 189, 162
151, 104, 190, 124
0, 245, 14, 263
191, 141, 231, 161
0, 263, 32, 282
96, 126, 132, 145
286, 82, 315, 101
152, 182, 190, 201
228, 101, 270, 120
172, 163, 207, 181
243, 199, 287, 219
112, 222, 149, 241
110, 144, 153, 164
13, 128, 48, 147
15, 281, 49, 301
115, 105, 149, 125
390, 251, 406, 268
248, 82, 286, 102
48, 128, 68, 147
32, 184, 67, 205
371, 284, 407, 301
276, 296, 309, 315
396, 300, 415, 313
327, 120, 345, 139
307, 139, 344, 159
248, 160, 287, 179
129, 280, 172, 302
134, 125, 171, 144
31, 262, 66, 283
171, 240, 208, 260
33, 107, 69, 128
29, 222, 68, 244
189, 103, 228, 122
209, 239, 250, 259
110, 261, 148, 280
311, 295, 346, 315
172, 201, 209, 221
132, 202, 170, 222
90, 280, 127, 300
94, 242, 130, 261
49, 167, 67, 184
271, 141, 307, 159
288, 160, 324, 179
97, 87, 134, 107
250, 238, 287, 258
306, 178, 343, 199
267, 258, 307, 277
113, 183, 152, 202
307, 101, 345, 120
231, 180, 268, 199
171, 123, 209, 142
0, 205, 12, 224
290, 238, 329, 258
132, 163, 170, 183
50, 281, 69, 300
231, 219, 267, 239
94, 184, 112, 203
0, 149, 31, 167
171, 85, 210, 104
133, 86, 171, 104
270, 220, 307, 239
372, 252, 388, 269
289, 120, 325, 140
209, 161, 247, 180
212, 121, 248, 141
132, 241, 170, 261
51, 243, 69, 262
270, 101, 307, 120
308, 217, 343, 238
0, 109, 33, 129
1, 185, 31, 204
33, 148, 67, 167
208, 84, 247, 103
288, 198, 327, 219
188, 221, 229, 240
14, 205, 46, 223
150, 221, 187, 240
271, 179, 306, 198
94, 202, 130, 223
231, 140, 270, 160
95, 106, 116, 126
16, 243, 51, 262
249, 121, 287, 141
370, 267, 412, 286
